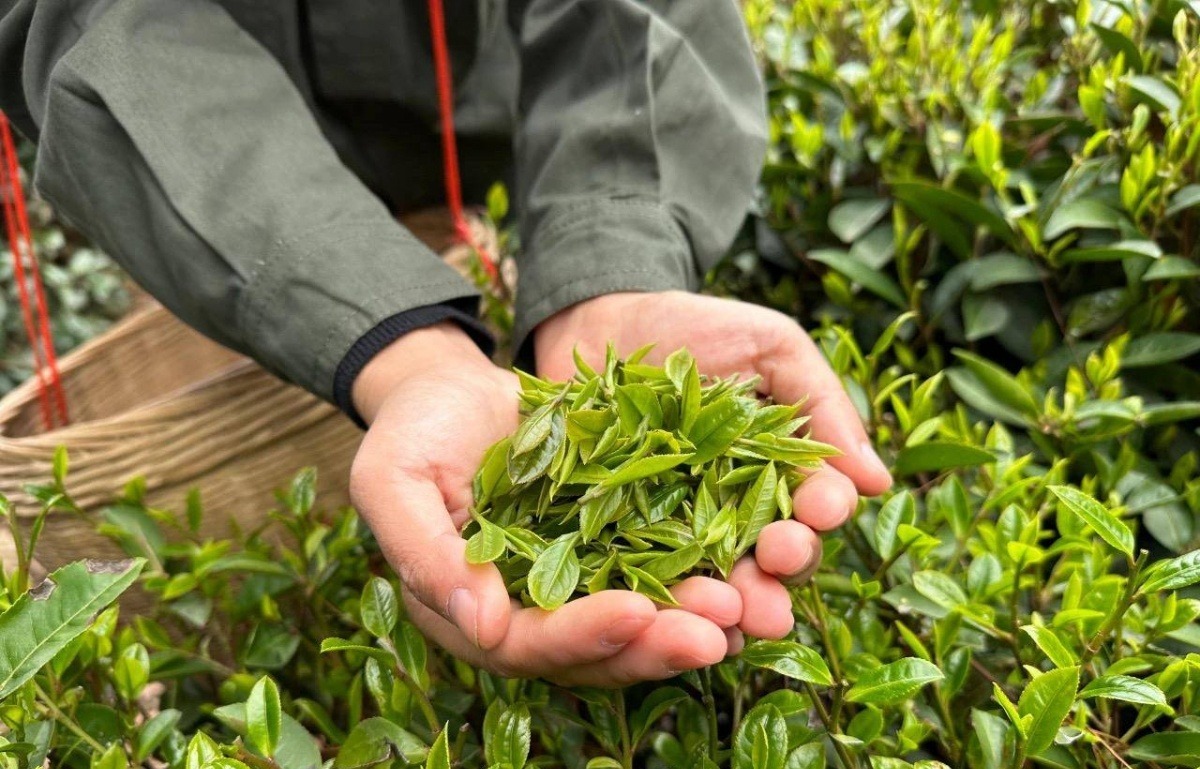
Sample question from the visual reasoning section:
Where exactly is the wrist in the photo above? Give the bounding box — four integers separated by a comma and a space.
352, 322, 491, 425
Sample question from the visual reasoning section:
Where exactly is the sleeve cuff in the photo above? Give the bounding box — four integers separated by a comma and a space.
512, 198, 701, 355
332, 300, 495, 428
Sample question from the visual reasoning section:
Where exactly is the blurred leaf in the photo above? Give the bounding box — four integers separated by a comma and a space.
809, 249, 907, 308
1127, 732, 1200, 764
829, 198, 890, 243
1044, 198, 1123, 239
1122, 333, 1200, 368
894, 442, 995, 476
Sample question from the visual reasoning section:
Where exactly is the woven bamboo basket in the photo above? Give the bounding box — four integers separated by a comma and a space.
0, 209, 500, 586
0, 303, 364, 569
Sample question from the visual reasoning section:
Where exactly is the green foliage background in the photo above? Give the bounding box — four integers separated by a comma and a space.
2, 0, 1200, 767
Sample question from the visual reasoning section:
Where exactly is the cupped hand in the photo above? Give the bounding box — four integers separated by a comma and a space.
534, 291, 894, 639
349, 322, 738, 686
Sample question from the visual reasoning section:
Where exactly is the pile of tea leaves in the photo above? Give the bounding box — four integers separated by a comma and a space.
464, 346, 839, 610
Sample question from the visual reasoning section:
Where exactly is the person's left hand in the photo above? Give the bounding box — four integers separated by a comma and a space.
534, 291, 893, 640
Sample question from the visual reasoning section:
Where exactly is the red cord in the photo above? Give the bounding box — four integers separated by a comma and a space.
1, 111, 68, 430
427, 0, 499, 282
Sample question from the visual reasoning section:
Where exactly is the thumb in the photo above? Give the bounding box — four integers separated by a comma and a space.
353, 469, 512, 650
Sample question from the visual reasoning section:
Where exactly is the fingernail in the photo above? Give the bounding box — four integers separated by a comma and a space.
665, 654, 708, 675
861, 441, 893, 485
447, 588, 479, 647
600, 617, 647, 648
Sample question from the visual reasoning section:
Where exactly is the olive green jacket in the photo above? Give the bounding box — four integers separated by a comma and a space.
0, 0, 766, 414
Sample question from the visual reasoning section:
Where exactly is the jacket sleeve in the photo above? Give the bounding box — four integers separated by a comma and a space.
506, 0, 769, 349
0, 0, 484, 406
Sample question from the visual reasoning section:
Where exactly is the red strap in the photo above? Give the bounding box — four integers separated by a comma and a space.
1, 112, 68, 430
427, 0, 499, 282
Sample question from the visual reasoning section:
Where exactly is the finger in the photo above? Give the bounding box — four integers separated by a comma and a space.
755, 520, 823, 586
724, 627, 746, 656
729, 557, 794, 640
669, 576, 743, 628
758, 330, 892, 496
793, 465, 860, 531
405, 589, 658, 677
354, 471, 512, 650
553, 609, 728, 688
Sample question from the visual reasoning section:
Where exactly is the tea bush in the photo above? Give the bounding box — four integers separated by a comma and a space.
1, 138, 131, 395
0, 0, 1198, 767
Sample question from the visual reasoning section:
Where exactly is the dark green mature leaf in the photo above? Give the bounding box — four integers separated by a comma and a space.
528, 534, 581, 610
0, 558, 144, 699
1017, 667, 1079, 756
733, 704, 788, 769
1127, 75, 1182, 117
809, 249, 907, 308
952, 351, 1039, 418
1128, 732, 1200, 764
740, 640, 834, 686
1122, 333, 1200, 368
846, 658, 944, 705
213, 703, 321, 769
631, 687, 689, 745
1166, 185, 1200, 217
1043, 198, 1123, 239
893, 442, 995, 476
892, 181, 1017, 248
829, 198, 890, 243
334, 718, 427, 768
946, 369, 1032, 426
1090, 23, 1143, 69
1062, 239, 1161, 263
1143, 256, 1200, 281
1048, 486, 1134, 556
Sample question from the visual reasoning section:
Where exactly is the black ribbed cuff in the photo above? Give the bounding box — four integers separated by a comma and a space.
332, 300, 495, 428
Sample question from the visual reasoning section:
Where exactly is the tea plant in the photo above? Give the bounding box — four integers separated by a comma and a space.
1, 138, 131, 395
464, 346, 836, 609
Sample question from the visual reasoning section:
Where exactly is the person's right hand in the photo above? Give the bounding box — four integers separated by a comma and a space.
349, 322, 742, 686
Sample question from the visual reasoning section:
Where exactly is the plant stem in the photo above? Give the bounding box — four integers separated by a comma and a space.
1081, 552, 1147, 666
34, 681, 106, 754
615, 690, 634, 769
802, 682, 858, 769
701, 667, 721, 761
